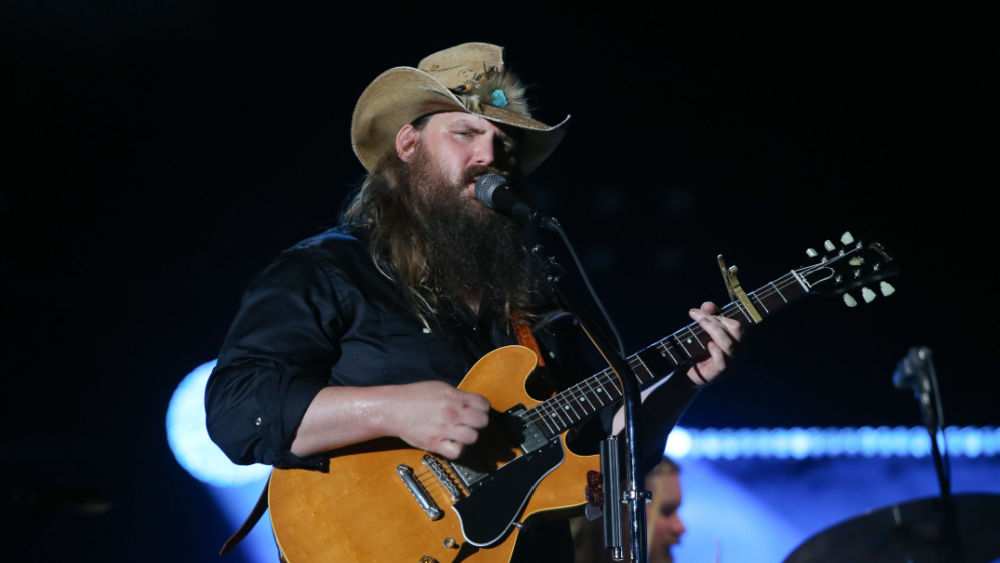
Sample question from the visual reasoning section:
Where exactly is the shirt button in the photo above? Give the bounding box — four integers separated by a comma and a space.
254, 417, 262, 427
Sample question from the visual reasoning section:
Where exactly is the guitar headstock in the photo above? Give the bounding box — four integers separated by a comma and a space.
796, 232, 898, 307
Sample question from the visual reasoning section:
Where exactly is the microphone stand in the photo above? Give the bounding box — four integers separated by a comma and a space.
526, 214, 648, 563
896, 347, 960, 560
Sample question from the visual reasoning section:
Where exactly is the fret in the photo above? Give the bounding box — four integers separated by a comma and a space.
597, 371, 622, 400
659, 341, 680, 365
547, 407, 567, 429
730, 299, 752, 324
629, 355, 654, 385
590, 376, 611, 405
580, 378, 602, 409
769, 281, 788, 303
672, 333, 694, 359
759, 289, 784, 318
560, 393, 583, 420
637, 345, 677, 382
571, 385, 596, 415
687, 325, 708, 351
536, 410, 557, 437
749, 290, 770, 314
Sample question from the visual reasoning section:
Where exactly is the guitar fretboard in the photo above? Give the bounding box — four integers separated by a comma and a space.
520, 271, 810, 438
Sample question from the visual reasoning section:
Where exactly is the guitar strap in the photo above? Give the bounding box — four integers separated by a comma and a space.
511, 311, 546, 366
219, 313, 544, 556
219, 477, 270, 556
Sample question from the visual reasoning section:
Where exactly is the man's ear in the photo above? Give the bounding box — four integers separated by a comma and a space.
395, 124, 420, 163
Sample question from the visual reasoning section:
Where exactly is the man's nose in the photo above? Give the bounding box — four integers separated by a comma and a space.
471, 135, 495, 166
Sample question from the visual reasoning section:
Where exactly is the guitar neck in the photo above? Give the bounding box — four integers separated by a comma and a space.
528, 271, 810, 438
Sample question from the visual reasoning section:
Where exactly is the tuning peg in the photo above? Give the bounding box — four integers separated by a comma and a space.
862, 287, 876, 303
824, 240, 836, 251
843, 294, 858, 308
840, 231, 855, 245
880, 281, 895, 297
806, 248, 819, 258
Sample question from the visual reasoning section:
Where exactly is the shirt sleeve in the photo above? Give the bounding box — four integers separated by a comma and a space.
205, 247, 346, 469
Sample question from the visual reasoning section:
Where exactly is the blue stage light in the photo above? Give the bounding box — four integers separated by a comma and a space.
670, 426, 997, 460
166, 360, 271, 487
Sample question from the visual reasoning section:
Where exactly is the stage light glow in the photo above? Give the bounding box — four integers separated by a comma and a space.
664, 425, 693, 458
669, 426, 998, 460
166, 360, 271, 487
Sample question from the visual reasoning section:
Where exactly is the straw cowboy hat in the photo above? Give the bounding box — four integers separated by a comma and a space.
351, 42, 570, 174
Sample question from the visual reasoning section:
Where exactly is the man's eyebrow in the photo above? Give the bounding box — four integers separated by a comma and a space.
450, 118, 484, 131
451, 118, 518, 145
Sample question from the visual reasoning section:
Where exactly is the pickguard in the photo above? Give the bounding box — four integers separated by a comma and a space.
452, 437, 565, 546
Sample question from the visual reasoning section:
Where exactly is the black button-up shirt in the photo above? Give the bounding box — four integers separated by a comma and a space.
204, 226, 540, 468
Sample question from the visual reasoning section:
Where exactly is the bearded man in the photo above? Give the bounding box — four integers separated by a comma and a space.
205, 42, 741, 562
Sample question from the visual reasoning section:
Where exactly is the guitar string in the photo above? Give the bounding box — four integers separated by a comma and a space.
499, 253, 858, 434
390, 261, 856, 514
407, 261, 850, 501
416, 457, 470, 492
416, 470, 451, 497
520, 254, 870, 432
516, 273, 806, 433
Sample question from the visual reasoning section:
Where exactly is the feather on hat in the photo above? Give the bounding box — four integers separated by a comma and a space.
350, 42, 569, 174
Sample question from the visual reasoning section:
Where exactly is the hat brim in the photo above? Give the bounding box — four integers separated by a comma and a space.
351, 66, 569, 174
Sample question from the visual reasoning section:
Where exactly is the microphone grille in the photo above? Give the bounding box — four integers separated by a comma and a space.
474, 174, 508, 209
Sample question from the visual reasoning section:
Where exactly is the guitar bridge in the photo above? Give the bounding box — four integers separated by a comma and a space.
422, 455, 464, 502
396, 464, 443, 521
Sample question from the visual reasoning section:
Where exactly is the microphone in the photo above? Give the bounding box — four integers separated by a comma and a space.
892, 346, 932, 390
893, 346, 937, 428
474, 174, 556, 229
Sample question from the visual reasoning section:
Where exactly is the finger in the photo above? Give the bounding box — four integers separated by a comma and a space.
449, 424, 479, 446
688, 362, 709, 385
461, 407, 489, 429
720, 316, 744, 341
691, 310, 734, 355
688, 342, 726, 386
699, 302, 744, 341
458, 390, 491, 412
704, 340, 726, 371
434, 439, 464, 460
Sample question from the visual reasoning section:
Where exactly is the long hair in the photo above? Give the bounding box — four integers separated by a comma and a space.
340, 147, 547, 328
341, 149, 439, 319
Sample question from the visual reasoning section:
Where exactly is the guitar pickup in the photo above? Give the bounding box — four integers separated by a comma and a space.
503, 405, 548, 453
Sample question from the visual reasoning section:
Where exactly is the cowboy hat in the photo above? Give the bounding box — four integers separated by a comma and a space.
350, 42, 570, 174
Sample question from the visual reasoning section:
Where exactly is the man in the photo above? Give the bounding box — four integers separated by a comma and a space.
205, 42, 741, 561
570, 457, 686, 563
646, 457, 686, 563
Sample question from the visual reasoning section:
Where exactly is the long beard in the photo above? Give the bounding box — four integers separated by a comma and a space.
409, 150, 541, 321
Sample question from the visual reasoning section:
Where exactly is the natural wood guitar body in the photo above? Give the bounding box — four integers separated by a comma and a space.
269, 346, 598, 562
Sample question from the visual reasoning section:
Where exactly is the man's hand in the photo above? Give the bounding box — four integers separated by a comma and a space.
387, 380, 490, 460
685, 301, 742, 386
290, 380, 490, 461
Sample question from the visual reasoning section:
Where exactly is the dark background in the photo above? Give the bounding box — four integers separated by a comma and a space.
2, 4, 994, 561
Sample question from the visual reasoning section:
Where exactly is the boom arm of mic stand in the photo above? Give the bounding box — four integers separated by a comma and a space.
531, 220, 649, 563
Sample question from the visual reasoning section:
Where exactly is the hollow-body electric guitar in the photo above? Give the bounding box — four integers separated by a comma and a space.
268, 234, 897, 562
